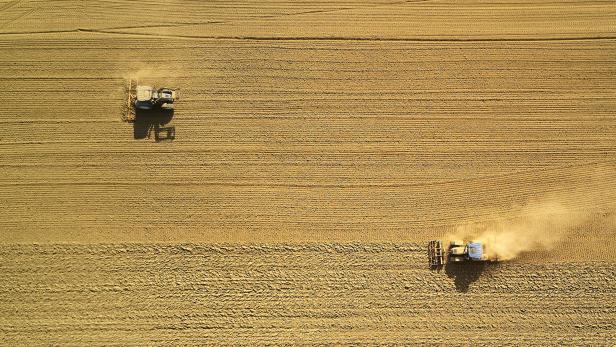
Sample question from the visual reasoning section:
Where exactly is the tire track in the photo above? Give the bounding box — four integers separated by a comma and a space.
0, 244, 614, 345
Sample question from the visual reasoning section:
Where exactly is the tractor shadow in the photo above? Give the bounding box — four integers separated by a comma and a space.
133, 108, 175, 142
445, 261, 498, 293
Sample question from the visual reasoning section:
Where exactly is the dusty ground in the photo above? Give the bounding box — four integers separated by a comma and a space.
1, 0, 615, 344
1, 244, 615, 345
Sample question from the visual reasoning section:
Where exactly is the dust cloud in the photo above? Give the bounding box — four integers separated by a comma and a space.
124, 66, 163, 81
122, 61, 183, 86
447, 197, 596, 261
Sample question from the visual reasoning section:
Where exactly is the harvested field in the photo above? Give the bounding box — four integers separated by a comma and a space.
1, 244, 615, 345
1, 0, 615, 344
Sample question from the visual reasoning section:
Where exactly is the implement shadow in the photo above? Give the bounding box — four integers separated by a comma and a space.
133, 108, 174, 141
445, 261, 498, 293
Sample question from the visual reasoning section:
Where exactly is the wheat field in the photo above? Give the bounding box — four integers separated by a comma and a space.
1, 0, 615, 344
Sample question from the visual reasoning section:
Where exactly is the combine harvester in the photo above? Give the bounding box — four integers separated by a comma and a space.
123, 79, 179, 122
428, 240, 495, 269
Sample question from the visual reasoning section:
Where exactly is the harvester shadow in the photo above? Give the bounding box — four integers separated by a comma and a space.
445, 261, 498, 293
133, 108, 175, 142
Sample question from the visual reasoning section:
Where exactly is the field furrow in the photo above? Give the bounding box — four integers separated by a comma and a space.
1, 0, 615, 344
1, 244, 614, 345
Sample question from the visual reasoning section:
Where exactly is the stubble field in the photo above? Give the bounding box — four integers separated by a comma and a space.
1, 0, 615, 344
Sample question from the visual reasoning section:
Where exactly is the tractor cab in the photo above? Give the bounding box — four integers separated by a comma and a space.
157, 88, 176, 102
448, 241, 467, 263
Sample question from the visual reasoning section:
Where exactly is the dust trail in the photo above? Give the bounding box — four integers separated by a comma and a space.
448, 200, 591, 260
120, 61, 184, 89
447, 170, 616, 261
123, 65, 160, 81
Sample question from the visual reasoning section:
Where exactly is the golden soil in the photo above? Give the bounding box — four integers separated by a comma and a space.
1, 244, 615, 345
1, 0, 615, 344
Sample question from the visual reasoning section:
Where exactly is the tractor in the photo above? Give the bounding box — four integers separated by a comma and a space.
123, 79, 178, 122
428, 240, 490, 269
135, 85, 178, 110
